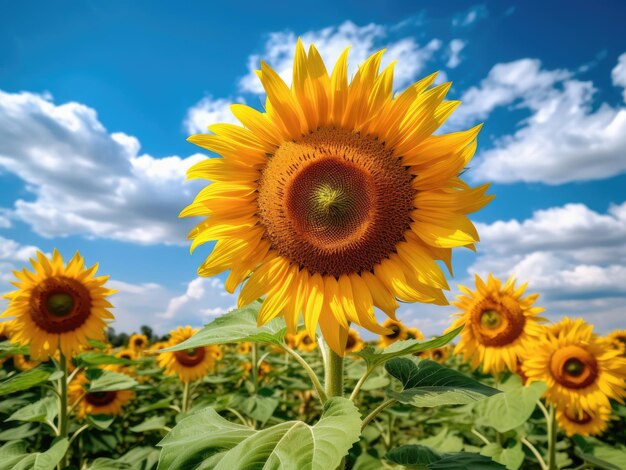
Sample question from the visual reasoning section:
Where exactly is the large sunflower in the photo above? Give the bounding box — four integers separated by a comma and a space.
181, 40, 493, 355
2, 250, 116, 360
157, 326, 221, 383
447, 274, 545, 374
522, 318, 626, 411
69, 372, 134, 420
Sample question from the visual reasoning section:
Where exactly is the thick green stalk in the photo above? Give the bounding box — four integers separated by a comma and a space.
181, 381, 191, 413
252, 342, 259, 394
324, 347, 344, 398
547, 405, 558, 470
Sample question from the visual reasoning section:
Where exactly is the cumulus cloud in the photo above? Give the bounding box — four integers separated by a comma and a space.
159, 277, 237, 322
612, 52, 626, 100
184, 96, 242, 135
452, 4, 489, 27
239, 20, 442, 94
446, 39, 466, 68
0, 90, 205, 245
454, 54, 626, 184
468, 202, 626, 331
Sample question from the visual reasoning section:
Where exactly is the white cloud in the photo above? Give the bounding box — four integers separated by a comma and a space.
184, 96, 242, 135
467, 202, 626, 332
0, 90, 206, 245
239, 20, 442, 94
454, 55, 626, 184
159, 276, 236, 322
0, 236, 41, 284
452, 4, 489, 27
612, 52, 626, 101
446, 39, 466, 68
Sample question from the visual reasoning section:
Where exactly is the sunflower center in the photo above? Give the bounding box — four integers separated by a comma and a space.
345, 334, 356, 350
134, 338, 144, 347
550, 345, 598, 389
86, 391, 117, 406
174, 346, 206, 367
471, 298, 526, 347
257, 127, 415, 277
385, 325, 401, 339
480, 310, 502, 329
302, 336, 314, 345
30, 276, 92, 334
432, 350, 443, 360
565, 409, 592, 424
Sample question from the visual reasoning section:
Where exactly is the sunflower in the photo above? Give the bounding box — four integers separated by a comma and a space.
13, 354, 41, 371
345, 329, 365, 353
378, 319, 410, 347
69, 372, 134, 420
428, 345, 450, 363
181, 40, 493, 355
145, 341, 168, 355
116, 348, 138, 361
556, 405, 611, 437
407, 327, 424, 340
238, 342, 252, 355
157, 326, 221, 383
1, 250, 115, 360
243, 361, 272, 380
295, 330, 317, 352
0, 321, 14, 365
447, 274, 546, 374
608, 330, 626, 356
522, 318, 626, 411
129, 333, 149, 352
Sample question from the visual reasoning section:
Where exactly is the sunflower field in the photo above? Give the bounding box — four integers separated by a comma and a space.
1, 41, 626, 470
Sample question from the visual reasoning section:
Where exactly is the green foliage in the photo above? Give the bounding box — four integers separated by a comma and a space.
74, 352, 134, 368
385, 357, 500, 407
480, 442, 525, 470
475, 375, 547, 433
6, 396, 57, 423
573, 435, 626, 470
0, 438, 69, 470
160, 302, 288, 352
0, 365, 55, 396
386, 444, 506, 469
158, 397, 361, 469
87, 369, 138, 392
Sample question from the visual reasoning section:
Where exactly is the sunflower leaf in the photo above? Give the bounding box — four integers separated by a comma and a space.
6, 396, 57, 423
157, 301, 287, 352
387, 444, 506, 469
354, 327, 462, 369
0, 438, 69, 470
130, 416, 169, 433
385, 357, 500, 407
475, 375, 547, 433
157, 397, 361, 470
74, 352, 134, 368
87, 370, 137, 392
0, 365, 55, 396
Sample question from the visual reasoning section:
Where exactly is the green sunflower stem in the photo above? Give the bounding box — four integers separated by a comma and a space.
324, 345, 345, 470
181, 381, 191, 413
58, 351, 69, 470
252, 342, 259, 394
547, 405, 558, 470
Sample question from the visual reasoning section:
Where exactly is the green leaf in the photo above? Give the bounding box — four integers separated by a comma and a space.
88, 370, 137, 392
475, 375, 547, 433
360, 375, 390, 391
87, 414, 115, 430
387, 445, 506, 470
6, 396, 57, 423
0, 341, 29, 357
74, 352, 134, 368
158, 397, 361, 469
355, 327, 462, 369
574, 437, 626, 470
233, 394, 279, 425
89, 446, 161, 470
480, 442, 524, 470
0, 438, 69, 470
385, 358, 500, 407
416, 428, 464, 453
159, 301, 287, 352
0, 365, 55, 396
131, 416, 169, 433
0, 423, 38, 441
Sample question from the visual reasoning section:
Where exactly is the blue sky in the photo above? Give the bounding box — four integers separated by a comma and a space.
1, 0, 625, 336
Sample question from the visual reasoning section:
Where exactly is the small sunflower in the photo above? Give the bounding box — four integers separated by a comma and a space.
182, 40, 493, 355
1, 250, 115, 360
522, 318, 626, 410
243, 361, 272, 380
295, 331, 317, 352
129, 333, 149, 352
0, 321, 14, 365
378, 319, 410, 347
406, 327, 424, 340
13, 354, 41, 371
116, 348, 138, 361
146, 341, 168, 355
556, 405, 611, 437
69, 372, 134, 420
345, 329, 365, 353
157, 326, 221, 383
238, 342, 253, 355
428, 345, 450, 363
447, 274, 546, 374
608, 330, 626, 356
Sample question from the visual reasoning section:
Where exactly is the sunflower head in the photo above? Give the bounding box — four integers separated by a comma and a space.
522, 317, 626, 410
295, 330, 318, 352
13, 354, 41, 371
157, 326, 220, 383
556, 404, 611, 437
447, 274, 545, 374
182, 40, 493, 355
69, 371, 134, 420
243, 361, 272, 380
379, 319, 409, 347
345, 329, 365, 353
1, 250, 115, 360
608, 329, 626, 357
129, 333, 149, 352
237, 342, 253, 355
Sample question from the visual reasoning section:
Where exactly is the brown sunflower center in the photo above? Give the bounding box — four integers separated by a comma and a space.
257, 127, 415, 277
174, 347, 206, 367
30, 276, 92, 334
86, 391, 117, 406
564, 409, 592, 424
471, 298, 526, 347
302, 336, 314, 345
432, 350, 443, 360
550, 345, 598, 389
385, 325, 401, 339
0, 334, 7, 342
120, 354, 132, 360
134, 338, 145, 347
346, 334, 356, 350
